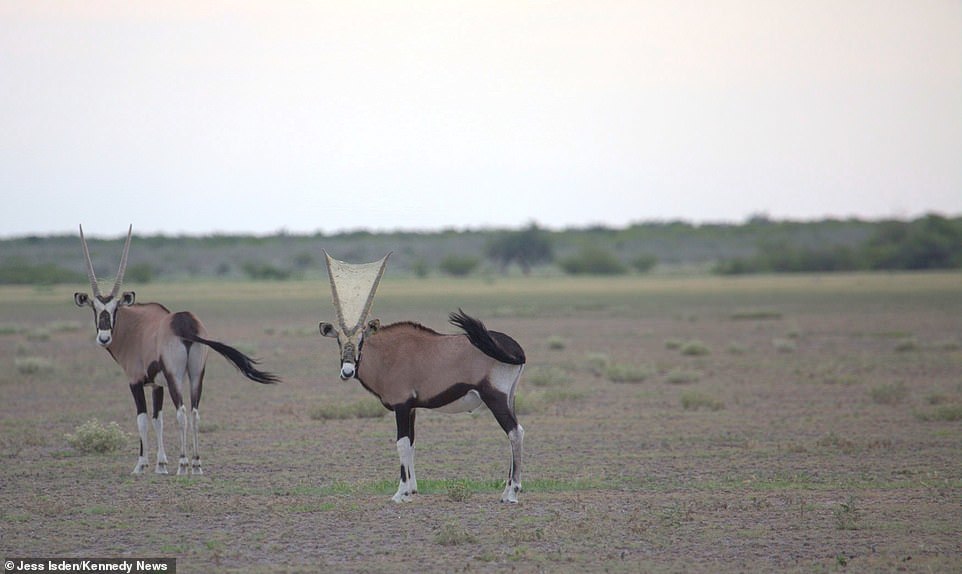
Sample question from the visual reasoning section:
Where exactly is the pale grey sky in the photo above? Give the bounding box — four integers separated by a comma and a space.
2, 1, 960, 237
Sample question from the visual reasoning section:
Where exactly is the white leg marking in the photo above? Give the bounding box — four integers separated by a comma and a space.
501, 424, 524, 503
190, 408, 202, 475
153, 412, 168, 474
392, 437, 415, 503
132, 413, 149, 475
176, 405, 189, 475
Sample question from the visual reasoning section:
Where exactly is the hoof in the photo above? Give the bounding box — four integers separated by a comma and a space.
391, 492, 414, 503
154, 463, 169, 475
131, 466, 146, 475
191, 466, 203, 476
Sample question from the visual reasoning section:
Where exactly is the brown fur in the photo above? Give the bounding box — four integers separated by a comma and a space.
357, 322, 498, 406
108, 303, 208, 386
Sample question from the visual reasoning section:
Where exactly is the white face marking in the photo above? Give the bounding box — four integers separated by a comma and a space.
340, 362, 356, 379
91, 298, 120, 347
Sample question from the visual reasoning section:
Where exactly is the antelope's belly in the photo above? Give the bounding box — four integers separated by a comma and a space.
433, 389, 483, 414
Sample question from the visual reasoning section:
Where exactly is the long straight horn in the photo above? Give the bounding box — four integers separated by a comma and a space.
79, 225, 101, 298
109, 225, 133, 298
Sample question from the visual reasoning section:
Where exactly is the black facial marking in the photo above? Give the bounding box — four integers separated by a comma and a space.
98, 309, 112, 331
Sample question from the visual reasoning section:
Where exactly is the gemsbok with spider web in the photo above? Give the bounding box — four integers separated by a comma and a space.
318, 252, 527, 503
73, 225, 279, 475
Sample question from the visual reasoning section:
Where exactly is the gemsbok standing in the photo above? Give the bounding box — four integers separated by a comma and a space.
318, 252, 527, 503
74, 225, 279, 475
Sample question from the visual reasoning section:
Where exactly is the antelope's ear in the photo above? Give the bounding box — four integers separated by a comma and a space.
365, 318, 381, 335
319, 322, 339, 338
74, 292, 90, 307
120, 291, 136, 306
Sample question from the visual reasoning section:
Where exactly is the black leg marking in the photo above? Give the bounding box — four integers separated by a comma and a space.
130, 383, 147, 456
409, 409, 417, 446
191, 367, 205, 410
152, 386, 164, 419
395, 404, 412, 443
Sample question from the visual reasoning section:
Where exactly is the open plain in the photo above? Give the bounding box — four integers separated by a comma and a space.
1, 273, 960, 572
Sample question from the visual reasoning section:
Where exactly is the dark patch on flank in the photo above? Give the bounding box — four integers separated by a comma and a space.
414, 383, 478, 410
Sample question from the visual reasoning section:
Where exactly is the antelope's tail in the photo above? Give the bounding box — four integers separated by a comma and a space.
191, 335, 281, 384
449, 308, 526, 365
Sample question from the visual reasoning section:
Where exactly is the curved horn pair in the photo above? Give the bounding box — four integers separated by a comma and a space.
79, 225, 133, 299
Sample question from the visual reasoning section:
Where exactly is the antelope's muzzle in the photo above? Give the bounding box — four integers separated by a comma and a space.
339, 341, 357, 380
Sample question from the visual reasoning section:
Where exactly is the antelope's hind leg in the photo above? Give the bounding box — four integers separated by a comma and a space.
163, 369, 190, 475
483, 366, 525, 503
391, 405, 417, 503
129, 382, 150, 475
152, 386, 168, 474
189, 366, 205, 475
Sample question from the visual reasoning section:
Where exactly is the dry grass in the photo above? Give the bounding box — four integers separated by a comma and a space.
1, 273, 960, 573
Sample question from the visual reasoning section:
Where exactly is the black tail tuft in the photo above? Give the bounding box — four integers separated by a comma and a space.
449, 308, 525, 365
192, 336, 281, 384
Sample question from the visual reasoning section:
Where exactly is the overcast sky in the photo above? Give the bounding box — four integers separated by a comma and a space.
2, 1, 960, 238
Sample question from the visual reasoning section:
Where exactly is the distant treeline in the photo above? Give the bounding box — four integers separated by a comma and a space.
713, 214, 962, 274
1, 214, 959, 284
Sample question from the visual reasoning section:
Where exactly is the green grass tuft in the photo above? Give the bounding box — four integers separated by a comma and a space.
309, 400, 387, 421
680, 391, 724, 411
731, 308, 783, 320
605, 363, 655, 383
869, 381, 908, 405
665, 368, 701, 384
434, 521, 477, 546
680, 340, 711, 356
525, 365, 572, 387
915, 404, 962, 422
15, 357, 53, 375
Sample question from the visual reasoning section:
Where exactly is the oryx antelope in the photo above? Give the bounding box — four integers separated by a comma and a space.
320, 310, 526, 503
74, 225, 279, 475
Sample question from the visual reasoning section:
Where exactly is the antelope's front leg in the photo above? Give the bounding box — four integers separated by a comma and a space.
392, 405, 417, 503
151, 386, 168, 474
129, 382, 149, 475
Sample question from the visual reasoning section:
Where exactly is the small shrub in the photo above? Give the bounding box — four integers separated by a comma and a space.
526, 366, 571, 387
26, 328, 50, 342
834, 496, 861, 530
309, 401, 386, 421
680, 340, 710, 357
513, 393, 544, 415
446, 480, 472, 502
584, 353, 610, 376
680, 392, 724, 411
894, 337, 919, 352
546, 335, 566, 351
665, 368, 701, 384
605, 363, 654, 383
731, 309, 782, 320
664, 338, 684, 350
869, 381, 908, 406
915, 404, 962, 422
65, 419, 128, 454
15, 357, 53, 375
434, 521, 477, 546
0, 323, 24, 335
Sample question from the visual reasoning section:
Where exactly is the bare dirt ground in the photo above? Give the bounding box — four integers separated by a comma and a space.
1, 273, 960, 572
